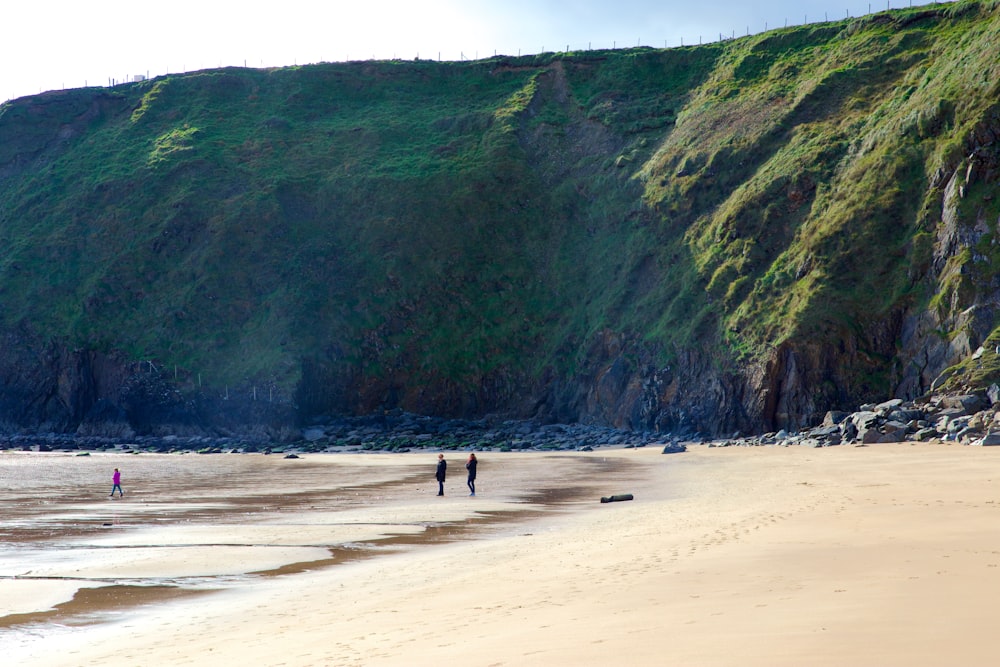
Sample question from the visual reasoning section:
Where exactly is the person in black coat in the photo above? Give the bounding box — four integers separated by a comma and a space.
435, 453, 447, 496
466, 453, 478, 496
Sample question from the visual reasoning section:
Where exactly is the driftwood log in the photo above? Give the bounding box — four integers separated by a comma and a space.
600, 493, 634, 503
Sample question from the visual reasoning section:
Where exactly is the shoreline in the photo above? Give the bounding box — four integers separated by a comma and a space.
6, 444, 1000, 665
0, 412, 681, 455
0, 450, 642, 633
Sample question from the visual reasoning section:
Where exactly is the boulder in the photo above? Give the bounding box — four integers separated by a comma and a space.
852, 411, 881, 443
876, 428, 906, 443
973, 433, 1000, 446
881, 420, 908, 434
956, 426, 982, 441
945, 415, 972, 434
931, 406, 969, 421
889, 409, 924, 423
851, 411, 879, 429
940, 394, 986, 415
840, 420, 858, 443
816, 427, 842, 445
822, 411, 849, 426
967, 411, 990, 431
861, 427, 884, 444
874, 399, 904, 415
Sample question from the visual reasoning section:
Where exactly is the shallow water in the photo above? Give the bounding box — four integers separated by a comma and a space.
0, 450, 414, 542
0, 448, 633, 649
0, 451, 445, 629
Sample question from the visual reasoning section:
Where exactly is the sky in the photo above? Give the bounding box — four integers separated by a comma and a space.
1, 0, 954, 104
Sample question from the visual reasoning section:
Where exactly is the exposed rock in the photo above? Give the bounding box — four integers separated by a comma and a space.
822, 411, 849, 426
851, 412, 880, 443
876, 428, 907, 443
939, 394, 987, 414
874, 399, 904, 415
840, 419, 858, 442
889, 408, 924, 423
76, 398, 135, 439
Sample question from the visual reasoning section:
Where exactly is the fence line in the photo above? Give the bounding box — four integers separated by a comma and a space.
134, 359, 283, 404
1, 1, 959, 105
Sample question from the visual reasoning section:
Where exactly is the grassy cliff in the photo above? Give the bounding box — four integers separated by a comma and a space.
1, 1, 998, 432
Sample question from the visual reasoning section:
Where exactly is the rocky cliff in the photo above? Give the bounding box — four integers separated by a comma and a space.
1, 1, 999, 441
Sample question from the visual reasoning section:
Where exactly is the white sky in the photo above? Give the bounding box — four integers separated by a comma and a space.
1, 0, 954, 103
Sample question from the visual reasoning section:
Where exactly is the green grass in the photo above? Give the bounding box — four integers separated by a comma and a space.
938, 326, 1000, 391
1, 1, 999, 419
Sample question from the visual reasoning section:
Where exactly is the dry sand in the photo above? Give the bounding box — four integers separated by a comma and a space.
7, 443, 1000, 666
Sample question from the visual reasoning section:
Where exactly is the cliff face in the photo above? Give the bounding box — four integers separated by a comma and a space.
1, 2, 999, 439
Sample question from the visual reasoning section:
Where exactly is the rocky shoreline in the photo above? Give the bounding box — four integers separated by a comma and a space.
5, 388, 1000, 454
713, 388, 1000, 448
0, 411, 686, 454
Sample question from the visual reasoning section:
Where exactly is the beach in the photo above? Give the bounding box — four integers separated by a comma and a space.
3, 442, 1000, 666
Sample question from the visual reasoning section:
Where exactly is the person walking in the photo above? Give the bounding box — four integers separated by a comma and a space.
466, 453, 478, 496
435, 454, 447, 496
110, 468, 124, 498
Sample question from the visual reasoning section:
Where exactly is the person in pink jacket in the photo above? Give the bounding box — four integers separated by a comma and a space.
110, 468, 124, 498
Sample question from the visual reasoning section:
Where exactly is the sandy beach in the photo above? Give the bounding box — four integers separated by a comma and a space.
4, 442, 1000, 666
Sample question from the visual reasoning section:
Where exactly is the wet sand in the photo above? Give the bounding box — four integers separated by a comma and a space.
0, 449, 636, 655
4, 443, 1000, 665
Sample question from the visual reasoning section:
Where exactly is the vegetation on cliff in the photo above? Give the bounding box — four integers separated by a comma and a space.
0, 1, 998, 435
